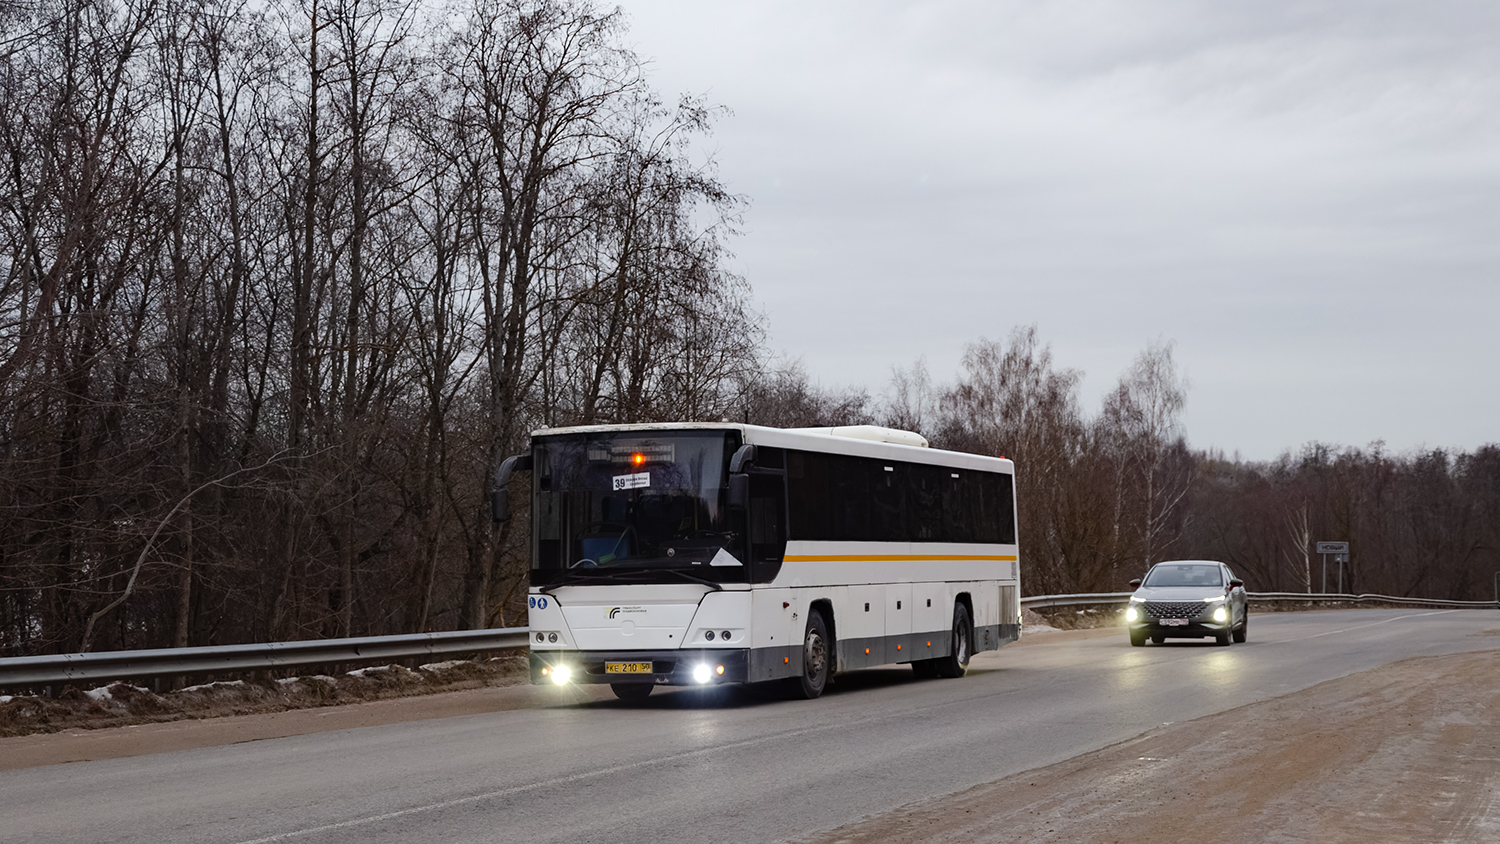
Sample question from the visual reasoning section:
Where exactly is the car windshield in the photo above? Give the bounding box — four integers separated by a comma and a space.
1144, 564, 1223, 588
531, 430, 745, 586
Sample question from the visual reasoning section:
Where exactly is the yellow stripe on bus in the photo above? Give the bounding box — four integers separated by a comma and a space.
782, 554, 1018, 562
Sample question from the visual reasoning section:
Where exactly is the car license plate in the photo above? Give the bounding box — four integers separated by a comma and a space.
605, 662, 653, 674
1161, 618, 1189, 627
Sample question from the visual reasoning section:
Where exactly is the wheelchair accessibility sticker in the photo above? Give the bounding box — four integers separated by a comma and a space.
529, 596, 549, 610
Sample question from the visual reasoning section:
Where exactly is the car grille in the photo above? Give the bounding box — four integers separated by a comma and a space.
1143, 601, 1205, 619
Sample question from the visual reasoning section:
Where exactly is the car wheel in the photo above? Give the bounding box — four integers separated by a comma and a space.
1151, 633, 1165, 645
935, 603, 972, 678
1215, 629, 1231, 646
610, 683, 652, 701
1129, 629, 1146, 647
791, 611, 831, 699
1233, 612, 1248, 644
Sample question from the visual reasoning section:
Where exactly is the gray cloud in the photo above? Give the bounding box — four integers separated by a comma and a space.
623, 0, 1500, 459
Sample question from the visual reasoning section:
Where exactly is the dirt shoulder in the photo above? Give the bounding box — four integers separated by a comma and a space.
795, 645, 1500, 844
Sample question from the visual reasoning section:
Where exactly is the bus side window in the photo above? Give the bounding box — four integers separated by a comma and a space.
749, 473, 787, 582
907, 464, 942, 541
995, 472, 1017, 544
944, 472, 974, 543
831, 454, 871, 541
787, 450, 831, 540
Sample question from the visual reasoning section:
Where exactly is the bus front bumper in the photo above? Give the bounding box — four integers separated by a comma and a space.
530, 649, 750, 686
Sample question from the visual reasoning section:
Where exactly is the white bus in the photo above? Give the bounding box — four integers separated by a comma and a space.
492, 423, 1021, 700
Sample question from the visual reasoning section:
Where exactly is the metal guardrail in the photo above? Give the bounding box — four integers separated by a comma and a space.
4, 590, 1496, 690
1021, 592, 1133, 609
0, 627, 529, 688
1021, 592, 1500, 610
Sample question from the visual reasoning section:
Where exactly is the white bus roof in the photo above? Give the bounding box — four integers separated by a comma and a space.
529, 422, 1014, 473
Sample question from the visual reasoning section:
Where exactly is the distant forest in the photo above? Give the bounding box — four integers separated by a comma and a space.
2, 0, 1495, 658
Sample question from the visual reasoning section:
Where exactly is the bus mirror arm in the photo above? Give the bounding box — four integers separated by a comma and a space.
728, 444, 757, 474
728, 474, 750, 510
491, 454, 533, 522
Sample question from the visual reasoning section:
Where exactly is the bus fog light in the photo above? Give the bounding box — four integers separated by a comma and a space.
692, 664, 712, 684
551, 665, 572, 685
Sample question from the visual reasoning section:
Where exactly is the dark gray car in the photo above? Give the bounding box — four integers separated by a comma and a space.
1125, 560, 1247, 646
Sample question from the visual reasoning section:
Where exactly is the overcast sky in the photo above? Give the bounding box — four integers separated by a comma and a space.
618, 0, 1500, 460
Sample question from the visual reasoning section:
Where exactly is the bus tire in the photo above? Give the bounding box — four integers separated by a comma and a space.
910, 659, 939, 679
792, 611, 832, 699
611, 683, 652, 701
935, 603, 972, 679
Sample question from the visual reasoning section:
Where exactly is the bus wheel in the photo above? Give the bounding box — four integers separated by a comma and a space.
611, 683, 652, 701
793, 611, 831, 699
911, 660, 939, 679
935, 604, 972, 679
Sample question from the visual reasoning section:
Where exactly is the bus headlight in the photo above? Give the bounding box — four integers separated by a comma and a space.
550, 664, 572, 685
1125, 606, 1140, 623
692, 664, 713, 684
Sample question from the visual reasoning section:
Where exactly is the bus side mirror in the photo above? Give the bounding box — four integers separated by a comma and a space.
491, 453, 533, 522
728, 474, 750, 510
1129, 578, 1142, 589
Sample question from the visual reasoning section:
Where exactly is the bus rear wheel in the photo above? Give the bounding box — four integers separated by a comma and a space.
935, 603, 972, 679
611, 683, 652, 701
791, 611, 831, 699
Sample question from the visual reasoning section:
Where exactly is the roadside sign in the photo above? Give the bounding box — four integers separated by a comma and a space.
1316, 541, 1349, 554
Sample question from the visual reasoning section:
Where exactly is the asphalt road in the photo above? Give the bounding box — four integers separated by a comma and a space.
5, 609, 1498, 844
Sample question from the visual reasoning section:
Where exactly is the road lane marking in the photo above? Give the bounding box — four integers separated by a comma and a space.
228, 713, 877, 843
1266, 610, 1458, 644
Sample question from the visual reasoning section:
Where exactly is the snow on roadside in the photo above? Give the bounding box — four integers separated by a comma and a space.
177, 680, 246, 694
419, 660, 470, 672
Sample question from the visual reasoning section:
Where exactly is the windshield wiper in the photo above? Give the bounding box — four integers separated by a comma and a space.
540, 568, 723, 594
539, 570, 635, 594
646, 568, 724, 591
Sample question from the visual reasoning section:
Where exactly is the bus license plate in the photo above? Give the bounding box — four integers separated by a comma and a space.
1161, 618, 1188, 627
605, 662, 653, 674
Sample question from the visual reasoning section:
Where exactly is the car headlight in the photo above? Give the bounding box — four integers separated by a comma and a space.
1125, 606, 1140, 623
1212, 606, 1228, 623
1202, 595, 1226, 603
1129, 595, 1146, 603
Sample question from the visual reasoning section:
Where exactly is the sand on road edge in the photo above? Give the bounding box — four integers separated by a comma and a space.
794, 647, 1500, 844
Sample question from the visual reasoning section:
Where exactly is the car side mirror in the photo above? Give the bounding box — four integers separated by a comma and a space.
1129, 578, 1142, 589
1229, 579, 1244, 589
728, 474, 750, 509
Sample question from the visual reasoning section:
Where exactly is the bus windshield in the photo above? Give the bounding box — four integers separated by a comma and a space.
531, 430, 745, 586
